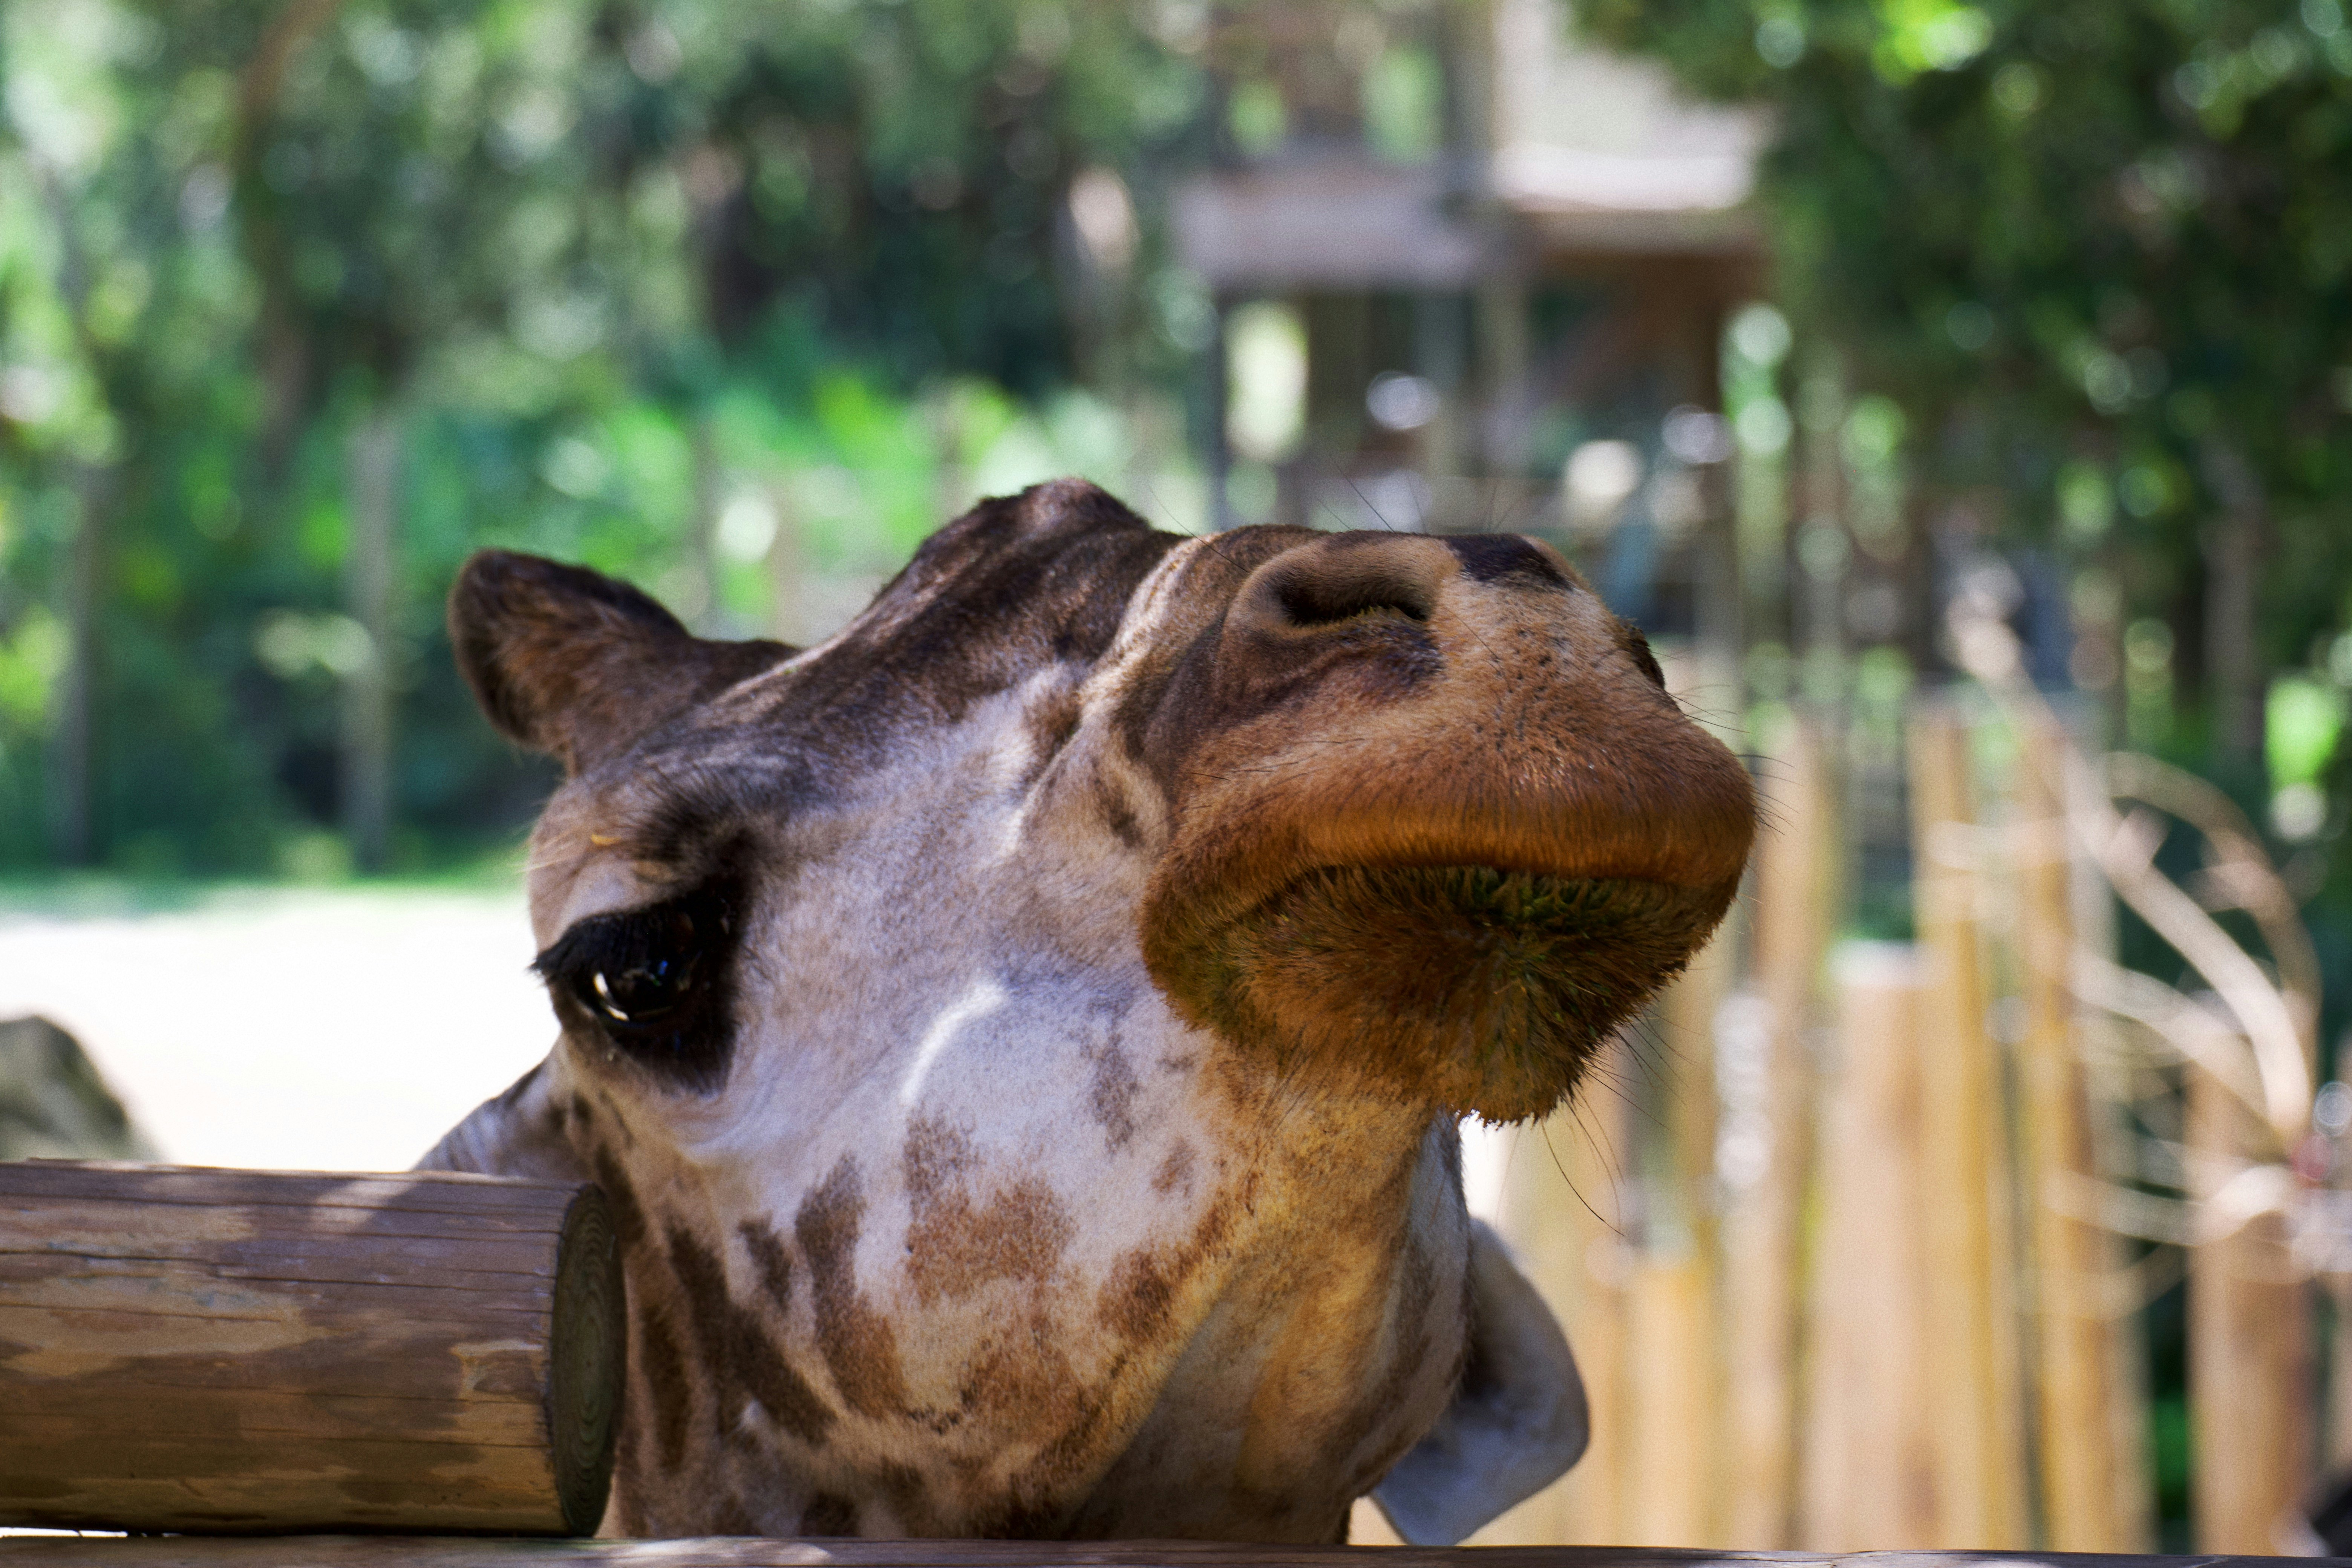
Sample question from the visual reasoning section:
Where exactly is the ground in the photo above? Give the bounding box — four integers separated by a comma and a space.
0, 880, 548, 1172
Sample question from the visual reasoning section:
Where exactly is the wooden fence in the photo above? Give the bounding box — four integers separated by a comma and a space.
1433, 653, 2331, 1557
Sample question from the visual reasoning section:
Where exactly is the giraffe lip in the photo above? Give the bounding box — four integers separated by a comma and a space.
1142, 860, 1739, 1121
1266, 862, 1728, 938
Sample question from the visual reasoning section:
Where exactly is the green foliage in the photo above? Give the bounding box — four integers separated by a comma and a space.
1574, 0, 2352, 673
0, 0, 1210, 874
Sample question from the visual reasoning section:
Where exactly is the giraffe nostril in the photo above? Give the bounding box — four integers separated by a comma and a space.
1240, 545, 1446, 639
1272, 565, 1432, 628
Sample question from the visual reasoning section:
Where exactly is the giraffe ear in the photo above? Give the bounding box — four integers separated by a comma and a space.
416, 1061, 590, 1183
449, 550, 793, 775
1369, 1219, 1588, 1545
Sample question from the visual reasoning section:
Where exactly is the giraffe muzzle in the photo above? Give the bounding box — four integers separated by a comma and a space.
1136, 530, 1756, 1119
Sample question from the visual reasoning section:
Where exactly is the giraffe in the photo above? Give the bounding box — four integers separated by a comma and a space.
423, 479, 1754, 1543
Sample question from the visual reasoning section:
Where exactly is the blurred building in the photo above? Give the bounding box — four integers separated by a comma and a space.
1174, 0, 1766, 640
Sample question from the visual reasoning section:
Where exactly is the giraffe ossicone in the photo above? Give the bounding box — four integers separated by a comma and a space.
422, 479, 1755, 1543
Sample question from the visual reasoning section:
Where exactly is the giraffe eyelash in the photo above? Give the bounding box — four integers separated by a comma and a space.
533, 878, 743, 1084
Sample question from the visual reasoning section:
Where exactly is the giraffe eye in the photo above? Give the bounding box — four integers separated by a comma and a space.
583, 928, 699, 1025
534, 885, 739, 1066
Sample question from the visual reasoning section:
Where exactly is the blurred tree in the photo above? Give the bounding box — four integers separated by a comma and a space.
0, 0, 1210, 875
1572, 0, 2352, 778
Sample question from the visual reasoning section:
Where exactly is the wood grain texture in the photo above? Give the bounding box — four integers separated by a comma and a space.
0, 1536, 2328, 1568
0, 1162, 621, 1537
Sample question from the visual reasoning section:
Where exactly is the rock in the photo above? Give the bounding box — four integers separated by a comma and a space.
0, 1015, 154, 1161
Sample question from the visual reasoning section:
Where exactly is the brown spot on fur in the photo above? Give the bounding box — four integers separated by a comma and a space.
902, 1115, 977, 1203
876, 1461, 929, 1533
799, 1491, 859, 1536
958, 1316, 1082, 1425
664, 1224, 835, 1445
1101, 1250, 1175, 1343
590, 1145, 647, 1252
1096, 773, 1144, 847
1083, 1037, 1140, 1150
611, 1459, 651, 1538
795, 1157, 912, 1418
906, 1176, 1076, 1306
995, 1344, 1140, 1525
1151, 1141, 1195, 1196
738, 1218, 794, 1308
638, 1299, 692, 1471
1096, 1191, 1235, 1341
707, 1493, 760, 1535
1023, 681, 1084, 784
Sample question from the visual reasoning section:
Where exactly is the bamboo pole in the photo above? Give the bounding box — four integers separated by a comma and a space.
0, 1162, 621, 1536
2187, 1070, 2314, 1553
1720, 717, 1831, 1548
1802, 944, 1938, 1550
1906, 704, 2027, 1547
1625, 1255, 1712, 1546
2065, 761, 2156, 1552
1485, 1034, 1635, 1545
2013, 711, 2144, 1551
1624, 930, 1734, 1548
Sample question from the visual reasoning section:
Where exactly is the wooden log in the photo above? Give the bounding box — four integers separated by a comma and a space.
2011, 715, 2145, 1552
1720, 716, 1832, 1549
0, 1162, 621, 1536
1801, 945, 1937, 1550
2186, 1073, 2315, 1553
0, 1537, 2326, 1567
1905, 705, 2027, 1548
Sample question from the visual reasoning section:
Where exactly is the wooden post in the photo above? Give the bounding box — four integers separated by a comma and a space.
1484, 1033, 1635, 1545
1802, 944, 1938, 1550
1906, 704, 2027, 1547
2187, 1072, 2315, 1553
0, 1163, 621, 1536
1626, 929, 1732, 1549
1720, 715, 1831, 1548
2013, 712, 2147, 1550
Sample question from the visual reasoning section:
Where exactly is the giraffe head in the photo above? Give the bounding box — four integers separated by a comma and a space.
425, 481, 1752, 1542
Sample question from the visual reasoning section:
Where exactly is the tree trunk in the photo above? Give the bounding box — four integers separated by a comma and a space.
341, 409, 399, 873
51, 463, 108, 867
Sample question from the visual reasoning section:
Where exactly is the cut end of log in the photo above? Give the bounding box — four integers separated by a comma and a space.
550, 1185, 624, 1536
